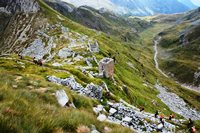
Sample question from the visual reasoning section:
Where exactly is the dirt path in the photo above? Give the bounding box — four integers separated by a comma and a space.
153, 37, 200, 93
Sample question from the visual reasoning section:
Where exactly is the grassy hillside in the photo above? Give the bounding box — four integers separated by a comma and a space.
0, 0, 200, 132
158, 8, 200, 86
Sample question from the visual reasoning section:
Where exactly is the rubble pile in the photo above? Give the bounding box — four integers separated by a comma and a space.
47, 75, 103, 100
156, 84, 200, 120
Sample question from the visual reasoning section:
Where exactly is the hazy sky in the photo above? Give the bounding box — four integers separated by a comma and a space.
191, 0, 200, 6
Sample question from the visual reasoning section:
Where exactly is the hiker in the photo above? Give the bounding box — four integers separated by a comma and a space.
38, 59, 43, 66
188, 118, 194, 129
189, 126, 196, 133
108, 52, 112, 57
169, 113, 174, 120
33, 57, 38, 64
161, 119, 165, 127
140, 106, 145, 112
155, 110, 159, 118
105, 91, 110, 97
113, 56, 116, 63
160, 114, 164, 122
18, 54, 23, 59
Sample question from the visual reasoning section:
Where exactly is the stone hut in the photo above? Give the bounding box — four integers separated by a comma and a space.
88, 40, 99, 53
99, 57, 114, 78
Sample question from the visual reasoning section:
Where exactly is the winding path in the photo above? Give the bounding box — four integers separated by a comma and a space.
153, 37, 200, 93
153, 36, 168, 78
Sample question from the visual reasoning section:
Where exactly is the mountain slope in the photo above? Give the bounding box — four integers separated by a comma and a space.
44, 0, 151, 39
158, 7, 200, 88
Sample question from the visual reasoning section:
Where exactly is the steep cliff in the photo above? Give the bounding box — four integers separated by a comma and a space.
0, 0, 39, 14
0, 0, 40, 54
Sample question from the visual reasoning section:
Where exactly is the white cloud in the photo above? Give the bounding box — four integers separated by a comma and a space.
191, 0, 200, 6
61, 0, 116, 10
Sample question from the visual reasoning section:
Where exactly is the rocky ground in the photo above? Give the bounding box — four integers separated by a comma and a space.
156, 84, 200, 120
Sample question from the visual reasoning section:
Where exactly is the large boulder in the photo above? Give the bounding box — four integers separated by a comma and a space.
55, 90, 69, 107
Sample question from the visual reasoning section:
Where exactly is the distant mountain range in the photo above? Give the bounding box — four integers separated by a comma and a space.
61, 0, 198, 16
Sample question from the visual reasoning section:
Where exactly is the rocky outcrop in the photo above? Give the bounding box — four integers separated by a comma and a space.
47, 75, 103, 100
22, 37, 55, 60
0, 0, 39, 14
0, 0, 40, 54
155, 84, 200, 120
105, 102, 176, 133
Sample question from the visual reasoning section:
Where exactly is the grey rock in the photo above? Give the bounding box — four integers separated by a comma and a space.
47, 75, 103, 100
55, 90, 69, 107
58, 48, 73, 58
1, 0, 39, 14
97, 114, 107, 122
156, 84, 200, 120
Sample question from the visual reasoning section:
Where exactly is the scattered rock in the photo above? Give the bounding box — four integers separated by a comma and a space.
74, 55, 84, 61
122, 116, 132, 123
85, 58, 93, 67
55, 90, 69, 107
58, 48, 73, 58
85, 83, 103, 100
109, 108, 117, 115
12, 85, 18, 88
15, 76, 22, 82
52, 62, 62, 67
104, 127, 112, 133
34, 87, 48, 93
93, 105, 104, 114
155, 84, 200, 120
97, 114, 107, 122
47, 76, 103, 100
91, 130, 100, 133
106, 102, 176, 132
22, 37, 54, 60
90, 125, 100, 133
194, 71, 200, 81
88, 40, 99, 53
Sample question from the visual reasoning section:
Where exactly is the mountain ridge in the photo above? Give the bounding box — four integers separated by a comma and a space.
61, 0, 197, 16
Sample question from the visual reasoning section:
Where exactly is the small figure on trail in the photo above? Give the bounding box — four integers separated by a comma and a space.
123, 85, 129, 95
105, 91, 110, 97
161, 119, 165, 127
159, 114, 164, 122
38, 59, 43, 66
108, 52, 112, 57
168, 113, 174, 120
113, 56, 116, 63
33, 57, 37, 64
188, 118, 194, 129
140, 106, 145, 112
18, 54, 23, 59
189, 126, 196, 133
155, 110, 159, 118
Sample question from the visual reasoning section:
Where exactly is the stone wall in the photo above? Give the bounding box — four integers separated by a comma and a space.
99, 57, 114, 78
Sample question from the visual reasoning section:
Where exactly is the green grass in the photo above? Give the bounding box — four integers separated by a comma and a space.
157, 20, 200, 86
0, 58, 133, 133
